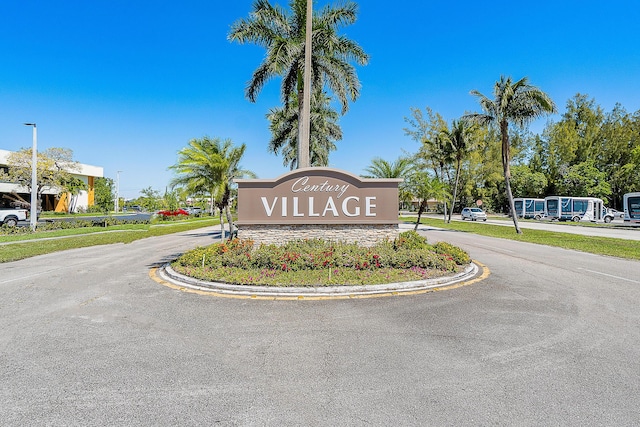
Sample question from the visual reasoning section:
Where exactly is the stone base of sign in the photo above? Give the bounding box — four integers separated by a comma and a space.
238, 223, 399, 247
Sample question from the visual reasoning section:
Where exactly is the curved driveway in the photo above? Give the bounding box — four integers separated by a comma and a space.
1, 224, 639, 425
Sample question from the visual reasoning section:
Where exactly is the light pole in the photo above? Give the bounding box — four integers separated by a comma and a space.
115, 170, 122, 212
23, 123, 37, 231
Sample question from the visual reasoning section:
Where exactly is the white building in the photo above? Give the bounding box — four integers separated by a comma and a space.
0, 149, 104, 212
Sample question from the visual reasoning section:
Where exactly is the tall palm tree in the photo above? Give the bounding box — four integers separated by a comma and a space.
170, 137, 255, 240
465, 76, 556, 233
441, 119, 474, 222
267, 90, 341, 169
229, 0, 368, 163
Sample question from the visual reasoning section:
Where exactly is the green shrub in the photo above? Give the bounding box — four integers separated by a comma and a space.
432, 241, 471, 265
173, 235, 470, 285
393, 230, 430, 250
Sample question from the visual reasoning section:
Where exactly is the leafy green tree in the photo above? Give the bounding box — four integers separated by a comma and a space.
509, 165, 547, 198
536, 94, 604, 194
404, 107, 454, 218
139, 187, 161, 211
229, 0, 368, 162
557, 160, 611, 201
590, 103, 639, 208
267, 90, 341, 169
465, 76, 556, 234
404, 107, 451, 178
162, 188, 181, 211
93, 177, 115, 213
0, 147, 80, 210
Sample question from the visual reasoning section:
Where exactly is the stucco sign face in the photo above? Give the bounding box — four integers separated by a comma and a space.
235, 168, 401, 225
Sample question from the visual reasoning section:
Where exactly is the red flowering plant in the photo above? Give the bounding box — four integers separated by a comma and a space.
172, 231, 470, 286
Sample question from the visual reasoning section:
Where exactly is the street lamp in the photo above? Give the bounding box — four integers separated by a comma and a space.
23, 123, 37, 231
115, 170, 122, 212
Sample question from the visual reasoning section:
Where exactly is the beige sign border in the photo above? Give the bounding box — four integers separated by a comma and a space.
235, 167, 402, 225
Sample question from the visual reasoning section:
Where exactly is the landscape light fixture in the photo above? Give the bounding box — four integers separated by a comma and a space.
23, 123, 38, 231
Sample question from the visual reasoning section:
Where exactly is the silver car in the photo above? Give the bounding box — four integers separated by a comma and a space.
461, 207, 487, 221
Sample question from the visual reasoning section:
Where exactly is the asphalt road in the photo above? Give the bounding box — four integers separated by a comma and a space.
1, 224, 639, 425
424, 212, 640, 240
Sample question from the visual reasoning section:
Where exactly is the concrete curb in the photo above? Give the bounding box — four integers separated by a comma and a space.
156, 261, 483, 299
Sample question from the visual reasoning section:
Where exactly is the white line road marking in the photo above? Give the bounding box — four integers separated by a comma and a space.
577, 268, 640, 284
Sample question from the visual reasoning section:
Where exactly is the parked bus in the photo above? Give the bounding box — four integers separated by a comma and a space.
513, 198, 545, 219
544, 196, 605, 222
623, 192, 640, 224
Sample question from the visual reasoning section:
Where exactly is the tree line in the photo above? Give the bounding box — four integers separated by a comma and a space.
403, 92, 640, 219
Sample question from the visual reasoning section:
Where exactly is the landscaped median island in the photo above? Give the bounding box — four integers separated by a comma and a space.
171, 231, 471, 287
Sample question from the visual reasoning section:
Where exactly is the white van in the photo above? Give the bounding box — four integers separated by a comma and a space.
544, 196, 605, 222
623, 192, 640, 224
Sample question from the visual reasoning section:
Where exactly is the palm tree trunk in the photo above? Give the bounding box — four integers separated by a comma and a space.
218, 205, 225, 242
296, 85, 305, 169
440, 166, 448, 222
501, 121, 522, 234
448, 159, 462, 223
225, 204, 234, 239
414, 200, 426, 231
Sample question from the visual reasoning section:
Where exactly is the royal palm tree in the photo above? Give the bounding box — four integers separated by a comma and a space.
441, 119, 475, 222
267, 90, 341, 169
229, 0, 368, 163
465, 76, 556, 233
170, 137, 255, 241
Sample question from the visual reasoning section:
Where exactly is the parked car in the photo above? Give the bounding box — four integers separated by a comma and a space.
183, 206, 203, 215
0, 207, 28, 226
607, 208, 623, 219
461, 207, 487, 221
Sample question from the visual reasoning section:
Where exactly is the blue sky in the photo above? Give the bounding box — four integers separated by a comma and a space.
1, 1, 639, 199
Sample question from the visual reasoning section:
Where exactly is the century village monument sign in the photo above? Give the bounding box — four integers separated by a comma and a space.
235, 167, 402, 246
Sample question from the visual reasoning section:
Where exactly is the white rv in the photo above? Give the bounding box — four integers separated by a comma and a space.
544, 196, 606, 222
513, 198, 545, 219
623, 192, 640, 225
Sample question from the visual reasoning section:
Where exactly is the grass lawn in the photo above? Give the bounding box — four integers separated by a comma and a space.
0, 218, 220, 263
401, 216, 640, 261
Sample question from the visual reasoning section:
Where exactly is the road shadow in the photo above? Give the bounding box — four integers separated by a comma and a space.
148, 252, 185, 268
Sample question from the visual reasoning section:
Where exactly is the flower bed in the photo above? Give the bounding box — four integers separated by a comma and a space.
172, 231, 470, 286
